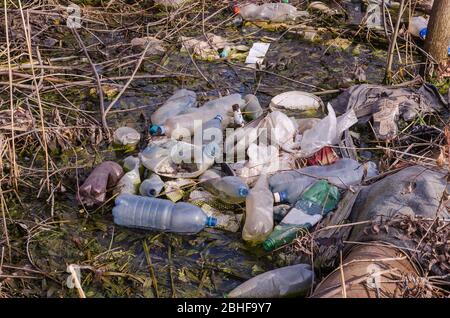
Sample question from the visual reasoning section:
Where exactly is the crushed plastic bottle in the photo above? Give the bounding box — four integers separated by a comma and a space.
243, 94, 264, 120
199, 169, 249, 204
113, 127, 140, 150
264, 180, 340, 251
113, 194, 217, 234
242, 174, 274, 243
115, 156, 141, 195
270, 158, 376, 204
149, 94, 244, 137
239, 3, 309, 23
228, 264, 314, 298
139, 173, 164, 197
151, 89, 197, 125
78, 161, 124, 206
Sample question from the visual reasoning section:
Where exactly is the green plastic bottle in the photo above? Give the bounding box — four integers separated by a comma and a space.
263, 180, 340, 251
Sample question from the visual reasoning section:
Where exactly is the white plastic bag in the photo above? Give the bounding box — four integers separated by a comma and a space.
299, 103, 357, 157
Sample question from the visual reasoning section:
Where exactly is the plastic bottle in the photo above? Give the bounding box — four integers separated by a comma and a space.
408, 16, 450, 54
151, 89, 197, 125
200, 170, 249, 204
149, 94, 244, 137
201, 115, 227, 145
242, 174, 274, 243
112, 194, 217, 234
408, 16, 428, 39
243, 94, 263, 120
78, 161, 124, 206
115, 156, 141, 195
239, 3, 308, 23
263, 180, 340, 251
139, 173, 164, 197
228, 264, 313, 298
270, 158, 373, 204
232, 104, 245, 127
113, 127, 140, 150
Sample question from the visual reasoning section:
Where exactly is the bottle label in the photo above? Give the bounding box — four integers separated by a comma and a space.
281, 207, 322, 227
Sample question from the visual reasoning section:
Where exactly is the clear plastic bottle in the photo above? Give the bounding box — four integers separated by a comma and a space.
243, 94, 263, 120
149, 94, 244, 137
408, 16, 428, 39
200, 170, 249, 204
242, 174, 274, 243
201, 114, 229, 146
270, 158, 373, 204
151, 89, 197, 126
139, 173, 164, 197
112, 194, 217, 234
228, 264, 313, 298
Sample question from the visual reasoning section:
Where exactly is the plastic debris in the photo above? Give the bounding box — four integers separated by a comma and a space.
113, 127, 140, 149
139, 173, 164, 197
130, 36, 166, 55
245, 42, 270, 65
115, 156, 141, 195
199, 169, 249, 204
164, 178, 195, 202
78, 161, 124, 207
239, 3, 309, 23
228, 264, 314, 298
269, 91, 324, 114
151, 89, 197, 126
113, 194, 217, 234
243, 94, 264, 120
242, 174, 274, 244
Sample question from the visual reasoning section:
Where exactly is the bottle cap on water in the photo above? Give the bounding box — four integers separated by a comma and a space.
206, 216, 217, 227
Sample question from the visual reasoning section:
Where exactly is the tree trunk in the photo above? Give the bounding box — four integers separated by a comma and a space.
424, 0, 450, 68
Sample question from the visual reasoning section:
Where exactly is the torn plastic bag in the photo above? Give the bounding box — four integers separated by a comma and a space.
228, 264, 313, 298
139, 139, 217, 178
78, 161, 124, 206
299, 103, 357, 158
330, 83, 448, 140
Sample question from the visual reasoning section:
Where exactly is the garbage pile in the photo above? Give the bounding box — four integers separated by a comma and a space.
76, 77, 448, 298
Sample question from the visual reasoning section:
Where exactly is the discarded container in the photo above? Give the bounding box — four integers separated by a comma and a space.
78, 161, 124, 206
200, 170, 249, 204
113, 127, 140, 150
232, 104, 245, 127
408, 16, 429, 39
113, 194, 217, 234
242, 174, 274, 244
201, 114, 227, 146
115, 156, 141, 195
228, 264, 314, 298
270, 158, 375, 204
269, 91, 324, 114
151, 89, 197, 126
239, 3, 309, 22
243, 94, 264, 120
139, 173, 164, 197
264, 181, 340, 251
149, 94, 244, 137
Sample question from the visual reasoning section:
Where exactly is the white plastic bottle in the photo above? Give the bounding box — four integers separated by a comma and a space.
115, 156, 141, 195
113, 194, 217, 234
408, 16, 428, 39
242, 174, 274, 243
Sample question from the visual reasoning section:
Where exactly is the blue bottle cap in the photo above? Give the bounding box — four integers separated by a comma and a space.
275, 191, 288, 203
206, 216, 217, 227
214, 114, 224, 122
419, 28, 428, 40
238, 187, 249, 197
149, 124, 162, 135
